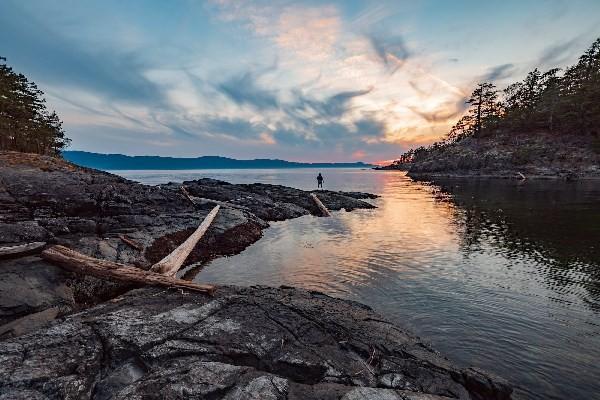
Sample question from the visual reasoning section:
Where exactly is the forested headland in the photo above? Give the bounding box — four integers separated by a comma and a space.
385, 38, 600, 178
0, 57, 70, 155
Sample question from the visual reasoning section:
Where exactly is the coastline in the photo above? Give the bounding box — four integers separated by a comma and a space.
373, 167, 600, 180
0, 151, 514, 399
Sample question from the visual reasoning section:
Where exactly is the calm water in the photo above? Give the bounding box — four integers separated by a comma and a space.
117, 169, 600, 400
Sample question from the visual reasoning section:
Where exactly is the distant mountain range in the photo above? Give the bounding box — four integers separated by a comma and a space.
62, 151, 373, 170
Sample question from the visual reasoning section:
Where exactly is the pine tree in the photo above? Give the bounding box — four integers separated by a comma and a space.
0, 57, 70, 155
465, 83, 501, 137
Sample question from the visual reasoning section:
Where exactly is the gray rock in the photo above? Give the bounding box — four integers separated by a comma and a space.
0, 286, 512, 400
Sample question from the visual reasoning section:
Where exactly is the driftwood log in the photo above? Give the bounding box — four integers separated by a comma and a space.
0, 242, 46, 259
150, 205, 220, 276
180, 185, 196, 206
41, 245, 215, 295
181, 186, 248, 211
310, 193, 331, 217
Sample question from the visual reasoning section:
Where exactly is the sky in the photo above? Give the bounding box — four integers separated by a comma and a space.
1, 0, 599, 163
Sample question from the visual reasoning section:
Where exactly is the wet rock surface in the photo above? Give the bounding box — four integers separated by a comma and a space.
0, 152, 375, 333
0, 286, 511, 400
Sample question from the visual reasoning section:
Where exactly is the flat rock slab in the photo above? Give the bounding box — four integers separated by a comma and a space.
0, 286, 512, 400
174, 179, 377, 221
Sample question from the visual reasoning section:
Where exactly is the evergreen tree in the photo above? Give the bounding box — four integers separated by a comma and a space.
0, 57, 70, 155
466, 82, 501, 137
391, 37, 600, 167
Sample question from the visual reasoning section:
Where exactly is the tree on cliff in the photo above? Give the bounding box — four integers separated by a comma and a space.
390, 37, 600, 167
559, 37, 600, 134
467, 83, 502, 137
0, 57, 70, 155
444, 83, 501, 143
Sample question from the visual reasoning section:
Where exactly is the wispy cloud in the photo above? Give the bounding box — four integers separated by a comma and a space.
479, 63, 516, 82
368, 33, 412, 73
538, 37, 581, 67
218, 70, 279, 110
4, 0, 598, 161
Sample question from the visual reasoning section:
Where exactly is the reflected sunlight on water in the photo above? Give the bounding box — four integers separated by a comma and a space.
118, 168, 600, 400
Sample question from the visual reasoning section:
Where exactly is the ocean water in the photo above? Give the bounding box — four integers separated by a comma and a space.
116, 168, 600, 400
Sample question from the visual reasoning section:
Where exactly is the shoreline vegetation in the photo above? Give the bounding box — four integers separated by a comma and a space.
0, 152, 513, 399
380, 38, 600, 180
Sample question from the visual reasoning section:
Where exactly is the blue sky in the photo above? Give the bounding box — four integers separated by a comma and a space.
1, 0, 599, 162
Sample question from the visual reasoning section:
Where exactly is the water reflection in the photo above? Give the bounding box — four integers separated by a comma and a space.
432, 178, 600, 312
117, 169, 600, 400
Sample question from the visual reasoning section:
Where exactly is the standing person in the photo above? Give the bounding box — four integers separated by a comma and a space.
317, 172, 324, 190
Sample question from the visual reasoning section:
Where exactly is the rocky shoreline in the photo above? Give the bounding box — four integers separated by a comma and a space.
0, 152, 512, 399
380, 132, 600, 180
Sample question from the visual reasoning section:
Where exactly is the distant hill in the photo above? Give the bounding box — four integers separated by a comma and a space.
62, 151, 373, 170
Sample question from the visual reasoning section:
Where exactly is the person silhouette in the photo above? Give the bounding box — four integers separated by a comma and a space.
317, 172, 324, 189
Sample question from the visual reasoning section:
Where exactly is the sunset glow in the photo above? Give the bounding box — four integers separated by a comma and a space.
2, 0, 599, 162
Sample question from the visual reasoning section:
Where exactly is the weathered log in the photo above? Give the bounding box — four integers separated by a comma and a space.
41, 245, 215, 295
150, 205, 220, 276
181, 186, 249, 211
118, 234, 143, 251
193, 197, 250, 211
0, 241, 46, 259
180, 185, 196, 206
517, 172, 527, 180
310, 193, 331, 217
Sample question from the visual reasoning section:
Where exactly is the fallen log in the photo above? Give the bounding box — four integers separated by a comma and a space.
310, 193, 331, 217
0, 242, 46, 259
180, 185, 196, 206
41, 245, 215, 295
118, 234, 143, 251
192, 197, 250, 211
150, 205, 220, 276
181, 186, 249, 211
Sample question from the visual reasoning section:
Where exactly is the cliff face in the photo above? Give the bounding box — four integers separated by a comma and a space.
398, 132, 600, 179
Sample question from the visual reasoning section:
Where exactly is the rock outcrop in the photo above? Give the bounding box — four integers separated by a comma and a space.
383, 132, 600, 179
0, 152, 375, 335
0, 285, 511, 400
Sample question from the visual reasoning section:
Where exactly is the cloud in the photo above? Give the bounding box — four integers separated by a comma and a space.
354, 118, 386, 137
368, 33, 412, 73
210, 1, 341, 62
317, 88, 373, 118
351, 150, 367, 159
479, 63, 516, 82
287, 87, 373, 121
274, 6, 341, 61
201, 116, 265, 140
0, 2, 164, 107
538, 37, 581, 66
218, 70, 279, 110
